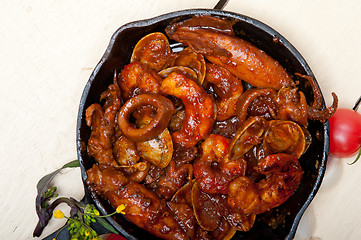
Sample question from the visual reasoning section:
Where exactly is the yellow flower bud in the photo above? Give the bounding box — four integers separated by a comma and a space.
53, 210, 65, 219
116, 204, 126, 214
93, 209, 99, 216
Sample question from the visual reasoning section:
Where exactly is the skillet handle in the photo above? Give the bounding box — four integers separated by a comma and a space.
214, 0, 229, 10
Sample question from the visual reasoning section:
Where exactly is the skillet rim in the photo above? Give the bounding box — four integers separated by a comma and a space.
76, 8, 329, 240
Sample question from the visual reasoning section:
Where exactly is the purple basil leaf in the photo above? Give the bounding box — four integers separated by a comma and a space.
70, 206, 79, 217
33, 160, 80, 237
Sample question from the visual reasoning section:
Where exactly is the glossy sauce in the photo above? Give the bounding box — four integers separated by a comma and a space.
84, 14, 337, 240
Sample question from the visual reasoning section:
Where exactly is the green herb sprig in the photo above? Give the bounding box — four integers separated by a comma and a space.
51, 197, 125, 240
33, 160, 125, 240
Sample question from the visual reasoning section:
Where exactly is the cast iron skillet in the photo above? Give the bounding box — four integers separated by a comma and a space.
76, 8, 329, 240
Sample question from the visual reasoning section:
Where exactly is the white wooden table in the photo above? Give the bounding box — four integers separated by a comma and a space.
1, 0, 361, 239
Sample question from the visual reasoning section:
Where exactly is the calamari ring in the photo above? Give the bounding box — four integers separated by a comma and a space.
236, 88, 277, 124
160, 72, 215, 148
117, 93, 175, 142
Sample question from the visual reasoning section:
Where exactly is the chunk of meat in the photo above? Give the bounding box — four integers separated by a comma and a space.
86, 165, 188, 240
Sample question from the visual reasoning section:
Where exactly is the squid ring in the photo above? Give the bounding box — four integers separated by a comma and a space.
236, 88, 277, 124
117, 93, 175, 142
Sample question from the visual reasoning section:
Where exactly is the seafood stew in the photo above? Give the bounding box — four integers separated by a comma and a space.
77, 9, 336, 240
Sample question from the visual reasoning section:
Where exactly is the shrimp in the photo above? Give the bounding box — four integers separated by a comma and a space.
193, 134, 246, 194
160, 72, 215, 148
228, 153, 303, 215
204, 62, 244, 121
118, 62, 163, 100
166, 15, 294, 90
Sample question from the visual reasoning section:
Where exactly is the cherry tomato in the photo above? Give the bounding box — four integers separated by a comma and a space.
105, 233, 127, 240
329, 108, 361, 158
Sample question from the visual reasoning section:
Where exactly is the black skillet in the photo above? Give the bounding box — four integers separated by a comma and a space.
76, 2, 329, 239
